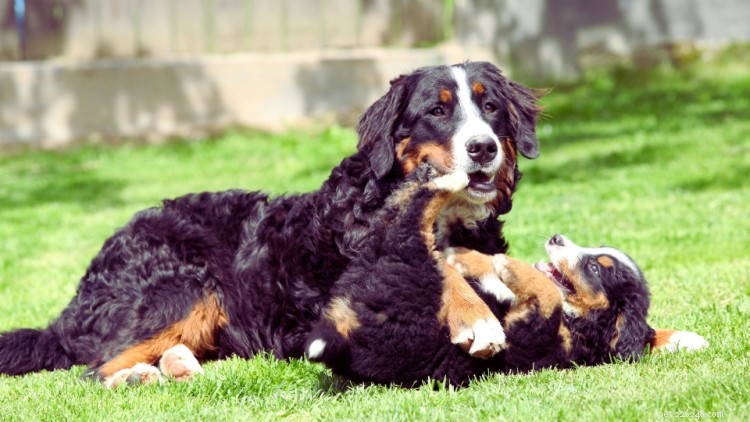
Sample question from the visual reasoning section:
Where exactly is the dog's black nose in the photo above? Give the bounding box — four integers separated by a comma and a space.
466, 136, 498, 164
549, 234, 565, 246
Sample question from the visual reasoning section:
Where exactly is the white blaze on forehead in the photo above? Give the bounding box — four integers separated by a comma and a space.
582, 246, 640, 274
547, 235, 640, 275
449, 66, 501, 172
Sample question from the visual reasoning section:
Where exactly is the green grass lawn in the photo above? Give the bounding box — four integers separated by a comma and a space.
1, 58, 749, 420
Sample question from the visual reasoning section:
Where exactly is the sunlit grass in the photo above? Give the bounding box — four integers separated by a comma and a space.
0, 58, 748, 420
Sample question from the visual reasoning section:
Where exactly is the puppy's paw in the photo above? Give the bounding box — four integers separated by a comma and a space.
159, 344, 204, 382
491, 253, 518, 281
452, 318, 507, 359
445, 247, 494, 279
431, 171, 470, 193
478, 274, 516, 304
103, 363, 163, 388
411, 162, 439, 183
445, 247, 470, 275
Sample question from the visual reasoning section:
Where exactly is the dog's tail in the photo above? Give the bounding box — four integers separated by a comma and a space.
0, 327, 74, 375
304, 320, 351, 371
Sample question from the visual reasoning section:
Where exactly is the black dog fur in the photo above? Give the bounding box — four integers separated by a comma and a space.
305, 172, 655, 387
0, 61, 541, 381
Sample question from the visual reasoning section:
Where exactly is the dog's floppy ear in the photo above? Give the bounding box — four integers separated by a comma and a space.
506, 81, 542, 159
357, 75, 409, 179
609, 271, 653, 360
612, 313, 654, 361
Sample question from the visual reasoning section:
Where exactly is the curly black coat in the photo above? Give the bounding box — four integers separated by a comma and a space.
305, 177, 655, 388
0, 61, 541, 380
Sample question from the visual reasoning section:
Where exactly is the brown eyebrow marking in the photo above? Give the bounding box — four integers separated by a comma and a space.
597, 256, 615, 268
439, 89, 452, 103
472, 81, 485, 95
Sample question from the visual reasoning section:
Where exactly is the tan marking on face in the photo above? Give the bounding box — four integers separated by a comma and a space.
598, 256, 615, 268
375, 312, 388, 323
558, 261, 610, 315
323, 297, 361, 339
611, 314, 625, 351
472, 81, 485, 95
649, 329, 677, 353
98, 293, 228, 378
397, 140, 453, 175
439, 89, 453, 103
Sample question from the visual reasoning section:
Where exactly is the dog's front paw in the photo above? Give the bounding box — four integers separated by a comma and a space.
159, 344, 204, 382
431, 171, 470, 193
491, 253, 517, 281
451, 317, 507, 359
103, 363, 163, 388
478, 274, 516, 304
411, 162, 438, 183
445, 247, 470, 275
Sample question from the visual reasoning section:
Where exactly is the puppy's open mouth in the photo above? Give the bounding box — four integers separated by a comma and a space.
534, 262, 574, 294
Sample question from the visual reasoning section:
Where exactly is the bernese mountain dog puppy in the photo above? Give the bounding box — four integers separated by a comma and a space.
304, 169, 708, 387
0, 62, 543, 386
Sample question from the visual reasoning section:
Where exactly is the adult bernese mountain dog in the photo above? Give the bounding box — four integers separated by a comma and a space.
0, 61, 544, 386
304, 169, 708, 387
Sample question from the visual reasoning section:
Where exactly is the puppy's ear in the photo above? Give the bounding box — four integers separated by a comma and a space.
610, 271, 653, 360
357, 75, 409, 179
506, 81, 542, 159
612, 314, 654, 361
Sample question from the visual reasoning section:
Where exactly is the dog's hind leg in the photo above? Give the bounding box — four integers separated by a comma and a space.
89, 293, 226, 387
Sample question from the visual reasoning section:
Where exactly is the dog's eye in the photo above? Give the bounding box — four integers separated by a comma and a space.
588, 263, 600, 275
484, 102, 497, 113
429, 106, 445, 117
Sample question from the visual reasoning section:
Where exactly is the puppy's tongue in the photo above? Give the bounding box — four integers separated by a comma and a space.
534, 262, 557, 278
535, 262, 572, 293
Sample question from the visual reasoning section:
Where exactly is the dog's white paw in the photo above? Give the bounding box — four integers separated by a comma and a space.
479, 274, 516, 304
432, 171, 470, 193
491, 254, 515, 281
159, 344, 204, 382
452, 318, 507, 359
444, 248, 469, 275
104, 363, 163, 388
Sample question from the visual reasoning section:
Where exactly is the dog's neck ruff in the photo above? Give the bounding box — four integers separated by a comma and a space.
436, 196, 494, 241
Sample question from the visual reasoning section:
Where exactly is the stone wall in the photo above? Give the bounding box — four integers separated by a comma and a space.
454, 0, 750, 79
1, 0, 749, 147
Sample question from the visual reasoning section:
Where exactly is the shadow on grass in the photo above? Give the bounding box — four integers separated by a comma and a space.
673, 163, 750, 193
525, 142, 678, 184
0, 151, 127, 210
542, 66, 750, 147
